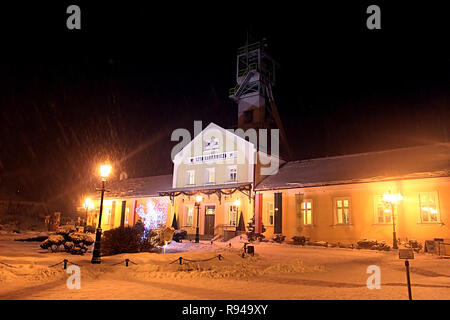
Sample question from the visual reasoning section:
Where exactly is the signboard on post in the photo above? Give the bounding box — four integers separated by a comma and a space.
398, 248, 414, 300
399, 248, 414, 260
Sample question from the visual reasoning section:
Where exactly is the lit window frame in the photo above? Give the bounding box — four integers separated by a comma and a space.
185, 205, 194, 227
418, 191, 441, 223
334, 197, 351, 225
225, 203, 237, 226
226, 165, 237, 183
301, 199, 313, 226
205, 167, 215, 185
186, 170, 195, 186
266, 202, 274, 226
374, 195, 394, 224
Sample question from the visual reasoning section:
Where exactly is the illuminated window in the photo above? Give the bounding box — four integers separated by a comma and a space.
125, 208, 130, 225
205, 168, 215, 184
301, 200, 313, 225
374, 195, 393, 224
228, 204, 238, 226
103, 200, 113, 226
186, 170, 195, 185
335, 198, 351, 224
105, 208, 111, 225
185, 206, 194, 227
226, 165, 237, 182
419, 192, 440, 223
267, 202, 274, 225
206, 205, 215, 215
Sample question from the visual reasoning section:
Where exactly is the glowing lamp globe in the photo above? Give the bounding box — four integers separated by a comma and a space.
234, 199, 241, 207
383, 192, 403, 204
195, 195, 202, 203
100, 165, 112, 180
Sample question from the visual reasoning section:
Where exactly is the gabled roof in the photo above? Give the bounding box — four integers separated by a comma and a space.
99, 174, 173, 199
172, 122, 256, 165
255, 143, 450, 191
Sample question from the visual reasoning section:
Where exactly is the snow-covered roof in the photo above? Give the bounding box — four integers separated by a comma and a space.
255, 143, 450, 191
101, 174, 173, 199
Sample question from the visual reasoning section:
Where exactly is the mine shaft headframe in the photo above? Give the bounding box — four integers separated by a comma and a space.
235, 38, 278, 87
229, 39, 279, 100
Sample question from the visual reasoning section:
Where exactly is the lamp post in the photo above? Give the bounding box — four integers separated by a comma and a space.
91, 164, 112, 264
194, 195, 202, 243
383, 192, 403, 250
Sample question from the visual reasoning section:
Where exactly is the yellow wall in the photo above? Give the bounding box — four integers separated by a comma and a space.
259, 177, 450, 244
173, 124, 255, 188
91, 196, 173, 231
172, 192, 252, 236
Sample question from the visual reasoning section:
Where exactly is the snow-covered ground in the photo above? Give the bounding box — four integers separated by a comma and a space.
1, 233, 450, 300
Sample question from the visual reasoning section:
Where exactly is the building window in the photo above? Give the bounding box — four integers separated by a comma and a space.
185, 206, 194, 227
301, 200, 313, 225
206, 205, 215, 215
105, 208, 111, 225
103, 200, 113, 226
226, 165, 237, 182
335, 198, 351, 224
419, 192, 440, 223
374, 195, 395, 224
228, 204, 238, 226
186, 170, 195, 185
243, 110, 253, 123
267, 202, 274, 225
205, 168, 215, 184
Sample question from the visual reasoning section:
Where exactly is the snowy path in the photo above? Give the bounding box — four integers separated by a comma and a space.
1, 239, 450, 299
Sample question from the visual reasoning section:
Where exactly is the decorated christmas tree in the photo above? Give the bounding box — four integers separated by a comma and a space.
237, 211, 246, 232
171, 214, 178, 230
246, 214, 266, 242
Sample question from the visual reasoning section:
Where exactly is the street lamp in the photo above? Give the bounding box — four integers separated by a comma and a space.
194, 195, 202, 243
383, 192, 403, 250
91, 164, 112, 264
83, 197, 93, 226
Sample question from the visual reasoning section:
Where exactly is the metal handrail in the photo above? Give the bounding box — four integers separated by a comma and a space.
238, 62, 258, 77
237, 42, 261, 54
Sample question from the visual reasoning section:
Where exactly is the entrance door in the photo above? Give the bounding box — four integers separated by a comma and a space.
204, 205, 216, 236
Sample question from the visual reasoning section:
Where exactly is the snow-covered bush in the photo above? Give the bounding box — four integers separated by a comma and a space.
101, 223, 175, 256
101, 226, 143, 256
40, 228, 94, 254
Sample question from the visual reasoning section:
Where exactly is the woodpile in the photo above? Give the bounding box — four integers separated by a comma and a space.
271, 234, 286, 243
292, 236, 307, 245
147, 226, 175, 247
172, 230, 187, 242
356, 239, 390, 251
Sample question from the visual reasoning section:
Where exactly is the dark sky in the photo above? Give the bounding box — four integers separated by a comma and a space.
0, 2, 449, 212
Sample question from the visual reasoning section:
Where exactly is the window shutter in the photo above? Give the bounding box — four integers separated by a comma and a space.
295, 194, 303, 229
274, 192, 283, 234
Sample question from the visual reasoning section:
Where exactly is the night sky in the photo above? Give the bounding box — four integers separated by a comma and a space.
0, 2, 449, 213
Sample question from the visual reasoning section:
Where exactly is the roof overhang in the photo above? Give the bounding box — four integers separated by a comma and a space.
158, 182, 252, 204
